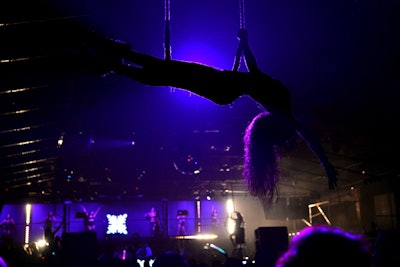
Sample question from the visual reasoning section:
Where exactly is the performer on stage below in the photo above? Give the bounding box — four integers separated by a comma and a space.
0, 213, 15, 249
145, 207, 161, 237
211, 205, 219, 233
44, 212, 58, 245
177, 210, 187, 236
81, 205, 102, 232
229, 211, 245, 248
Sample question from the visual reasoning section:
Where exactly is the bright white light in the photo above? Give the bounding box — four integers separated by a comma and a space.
225, 199, 235, 234
174, 234, 217, 240
149, 259, 155, 266
137, 259, 145, 267
24, 204, 32, 244
25, 204, 31, 224
226, 199, 234, 214
24, 226, 30, 245
106, 213, 128, 235
57, 138, 63, 147
36, 239, 47, 248
227, 218, 235, 234
136, 259, 155, 267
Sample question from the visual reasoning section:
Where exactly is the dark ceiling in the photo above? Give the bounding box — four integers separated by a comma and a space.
1, 0, 399, 204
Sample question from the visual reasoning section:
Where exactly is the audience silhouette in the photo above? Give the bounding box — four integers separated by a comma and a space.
152, 251, 189, 267
275, 225, 373, 267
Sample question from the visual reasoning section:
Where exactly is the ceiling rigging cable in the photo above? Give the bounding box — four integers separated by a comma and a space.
164, 0, 176, 93
164, 0, 171, 61
232, 0, 246, 72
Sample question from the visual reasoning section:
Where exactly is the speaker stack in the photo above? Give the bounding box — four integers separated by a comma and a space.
61, 231, 97, 267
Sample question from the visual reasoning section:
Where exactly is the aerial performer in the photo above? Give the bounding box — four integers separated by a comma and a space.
82, 1, 337, 203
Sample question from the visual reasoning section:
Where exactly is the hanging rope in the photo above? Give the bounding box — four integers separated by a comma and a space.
239, 0, 246, 29
164, 0, 171, 61
164, 0, 176, 92
232, 0, 246, 71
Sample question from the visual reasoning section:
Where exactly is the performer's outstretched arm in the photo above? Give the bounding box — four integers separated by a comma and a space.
80, 205, 88, 214
293, 120, 337, 189
94, 205, 102, 217
237, 29, 260, 73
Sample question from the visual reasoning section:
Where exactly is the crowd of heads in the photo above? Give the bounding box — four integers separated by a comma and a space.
1, 208, 399, 267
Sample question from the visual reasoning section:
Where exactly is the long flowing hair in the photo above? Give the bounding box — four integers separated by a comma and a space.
242, 111, 294, 203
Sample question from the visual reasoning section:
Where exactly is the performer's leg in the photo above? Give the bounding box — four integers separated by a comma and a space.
230, 234, 236, 247
122, 50, 165, 68
124, 59, 243, 106
100, 41, 245, 105
113, 64, 159, 86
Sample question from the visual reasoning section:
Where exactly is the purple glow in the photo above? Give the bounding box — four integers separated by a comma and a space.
172, 39, 232, 70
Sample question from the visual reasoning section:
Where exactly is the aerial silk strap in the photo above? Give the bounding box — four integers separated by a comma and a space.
164, 0, 176, 92
164, 0, 171, 61
239, 0, 246, 30
232, 0, 246, 72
